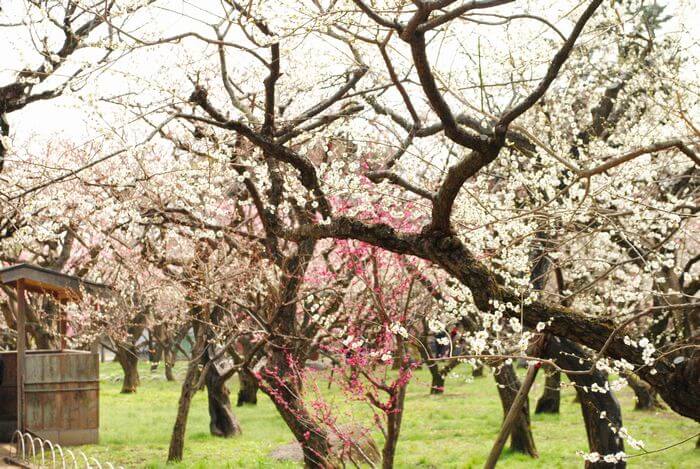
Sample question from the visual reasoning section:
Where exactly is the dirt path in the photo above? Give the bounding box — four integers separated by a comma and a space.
0, 444, 22, 468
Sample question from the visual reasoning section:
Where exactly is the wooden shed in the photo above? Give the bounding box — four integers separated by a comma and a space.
0, 264, 110, 446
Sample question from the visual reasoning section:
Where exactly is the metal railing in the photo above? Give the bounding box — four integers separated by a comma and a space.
9, 431, 124, 469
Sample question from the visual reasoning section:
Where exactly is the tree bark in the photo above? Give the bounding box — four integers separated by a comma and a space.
535, 368, 561, 414
623, 371, 664, 411
430, 368, 445, 395
382, 382, 407, 469
164, 347, 176, 381
168, 324, 207, 462
472, 363, 484, 377
26, 302, 53, 349
261, 373, 332, 468
486, 363, 540, 468
261, 331, 332, 467
114, 345, 140, 394
494, 363, 538, 457
257, 238, 333, 468
205, 366, 241, 437
237, 371, 259, 406
167, 355, 200, 462
418, 330, 445, 394
575, 381, 625, 469
543, 336, 626, 468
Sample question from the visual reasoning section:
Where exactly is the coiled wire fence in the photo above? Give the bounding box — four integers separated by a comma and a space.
7, 431, 124, 469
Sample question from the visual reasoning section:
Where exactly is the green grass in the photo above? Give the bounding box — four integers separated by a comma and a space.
79, 362, 699, 468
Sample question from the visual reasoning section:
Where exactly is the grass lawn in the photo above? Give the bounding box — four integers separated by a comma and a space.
80, 361, 699, 468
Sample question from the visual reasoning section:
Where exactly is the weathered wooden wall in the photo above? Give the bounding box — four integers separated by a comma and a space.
0, 351, 99, 445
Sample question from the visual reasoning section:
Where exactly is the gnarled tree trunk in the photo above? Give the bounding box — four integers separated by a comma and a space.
168, 352, 200, 462
205, 366, 241, 437
494, 363, 538, 457
543, 336, 625, 468
576, 379, 625, 469
114, 345, 140, 394
535, 368, 561, 414
259, 238, 334, 468
237, 370, 259, 406
419, 341, 446, 394
623, 371, 663, 410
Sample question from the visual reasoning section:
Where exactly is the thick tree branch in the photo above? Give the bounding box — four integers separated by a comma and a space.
409, 32, 491, 153
285, 216, 700, 421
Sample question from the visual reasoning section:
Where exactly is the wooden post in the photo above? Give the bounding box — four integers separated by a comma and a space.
59, 307, 68, 351
484, 362, 541, 469
16, 280, 26, 433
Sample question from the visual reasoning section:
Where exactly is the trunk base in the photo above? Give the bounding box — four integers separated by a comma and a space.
625, 372, 664, 411
494, 364, 538, 457
206, 368, 242, 437
543, 337, 626, 468
115, 346, 140, 394
535, 370, 561, 414
430, 371, 445, 394
237, 372, 259, 406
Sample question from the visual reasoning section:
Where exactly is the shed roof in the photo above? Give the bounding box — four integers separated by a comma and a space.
0, 263, 110, 301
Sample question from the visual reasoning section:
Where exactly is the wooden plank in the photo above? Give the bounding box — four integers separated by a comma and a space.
25, 353, 96, 385
24, 387, 99, 432
32, 429, 98, 447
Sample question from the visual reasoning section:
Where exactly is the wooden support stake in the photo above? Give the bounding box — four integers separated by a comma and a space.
59, 306, 68, 351
484, 362, 541, 469
16, 280, 26, 433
